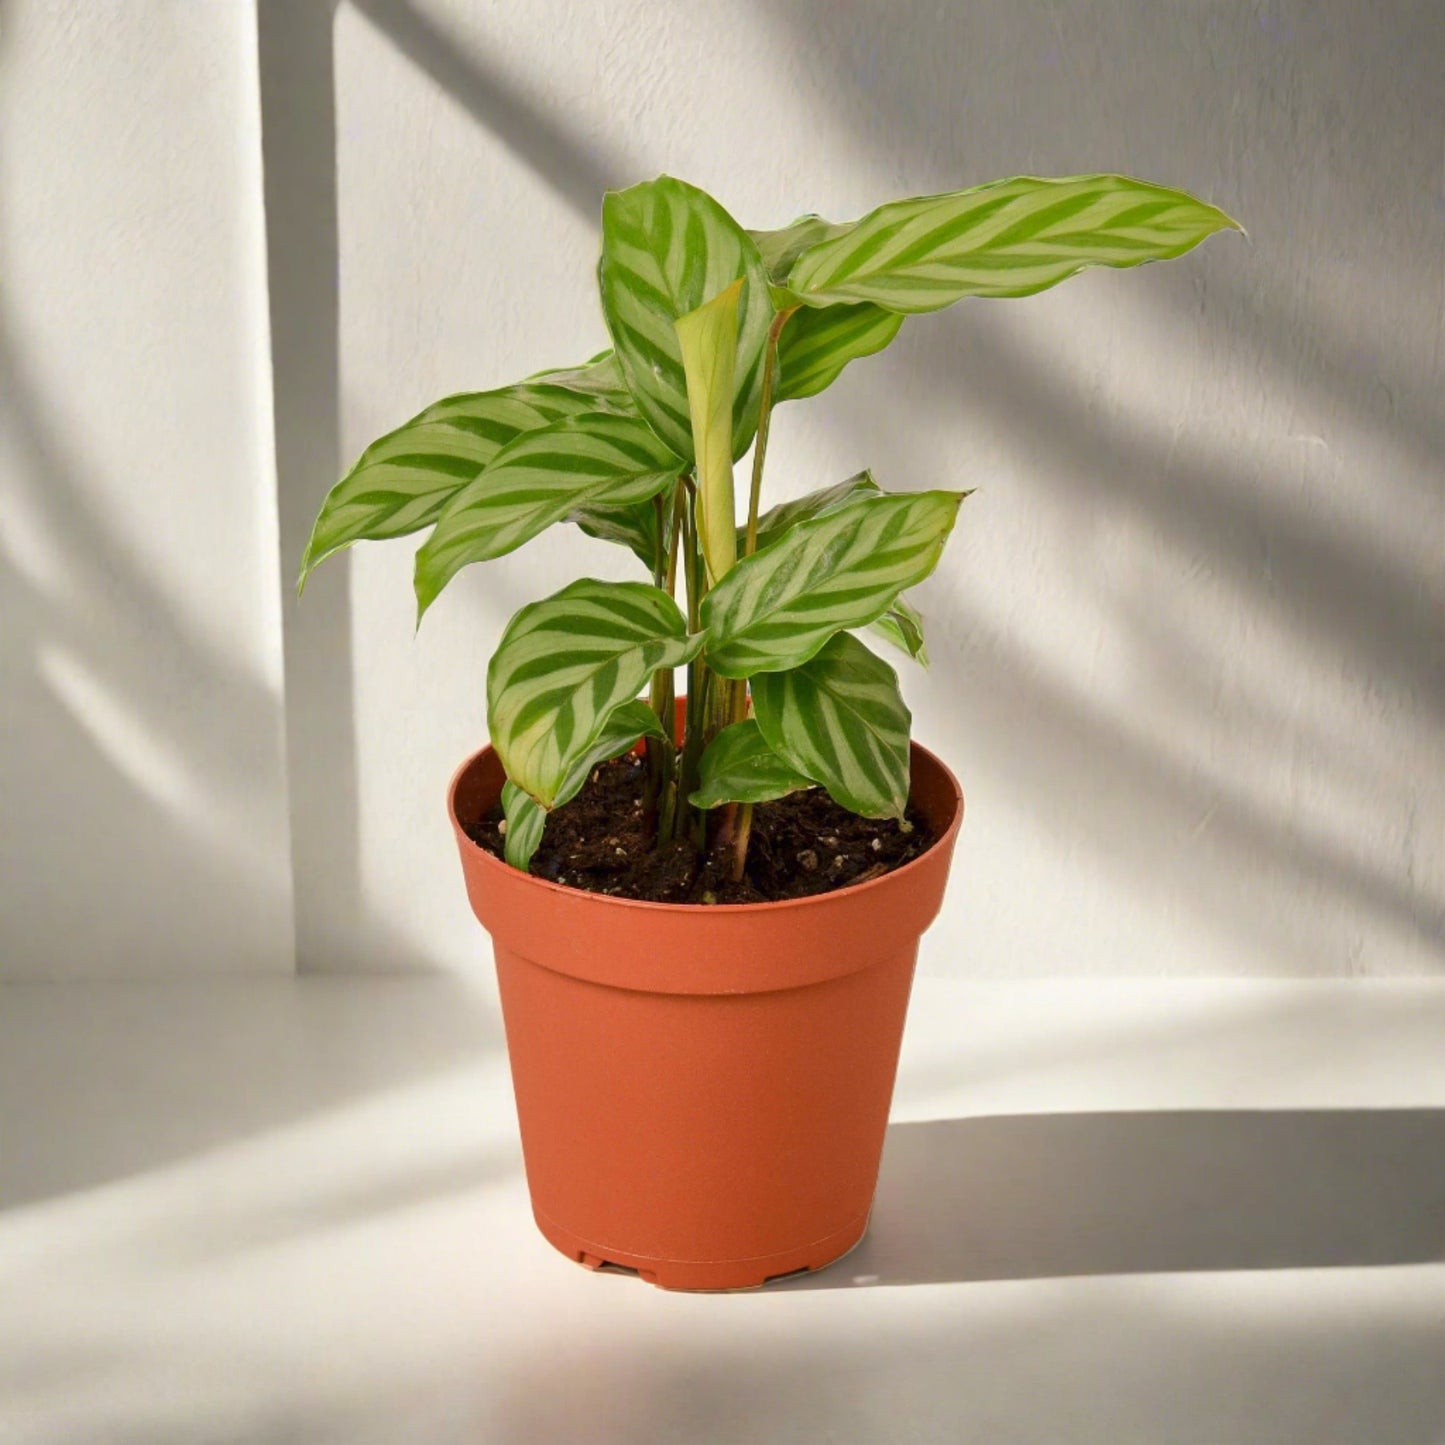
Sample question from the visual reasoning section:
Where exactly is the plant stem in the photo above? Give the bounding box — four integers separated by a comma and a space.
727, 307, 795, 883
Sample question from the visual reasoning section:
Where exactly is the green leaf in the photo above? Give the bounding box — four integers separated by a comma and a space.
414, 412, 681, 619
599, 176, 772, 460
868, 596, 929, 666
500, 698, 667, 869
749, 214, 851, 283
788, 173, 1241, 313
501, 781, 547, 871
702, 490, 965, 678
689, 719, 814, 810
298, 361, 633, 591
522, 350, 632, 403
752, 633, 912, 819
774, 302, 903, 402
745, 470, 882, 551
570, 491, 668, 570
487, 579, 703, 807
675, 281, 741, 587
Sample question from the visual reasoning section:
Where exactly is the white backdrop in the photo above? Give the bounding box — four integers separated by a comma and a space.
3, 0, 1441, 980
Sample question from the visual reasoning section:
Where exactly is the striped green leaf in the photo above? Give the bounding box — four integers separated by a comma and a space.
749, 214, 850, 283
570, 491, 669, 571
298, 357, 630, 591
676, 281, 741, 587
752, 633, 912, 819
690, 719, 814, 810
702, 490, 965, 678
414, 412, 682, 619
868, 596, 929, 666
487, 579, 703, 807
500, 698, 666, 871
500, 782, 547, 871
599, 176, 772, 460
746, 470, 882, 551
788, 173, 1241, 313
775, 302, 903, 402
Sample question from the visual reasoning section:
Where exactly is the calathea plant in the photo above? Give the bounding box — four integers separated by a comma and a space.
300, 174, 1237, 888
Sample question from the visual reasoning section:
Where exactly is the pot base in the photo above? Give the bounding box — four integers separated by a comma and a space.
533, 1203, 871, 1292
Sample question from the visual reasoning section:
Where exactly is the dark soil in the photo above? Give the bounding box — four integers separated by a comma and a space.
465, 755, 935, 904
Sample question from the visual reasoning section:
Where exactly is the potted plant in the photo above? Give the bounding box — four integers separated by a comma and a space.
300, 173, 1238, 1289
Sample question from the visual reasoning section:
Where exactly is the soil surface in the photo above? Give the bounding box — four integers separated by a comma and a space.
465, 755, 935, 904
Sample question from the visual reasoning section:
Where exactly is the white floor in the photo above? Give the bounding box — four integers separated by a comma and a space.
2, 973, 1443, 1445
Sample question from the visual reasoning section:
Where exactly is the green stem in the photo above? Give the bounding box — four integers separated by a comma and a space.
728, 307, 795, 882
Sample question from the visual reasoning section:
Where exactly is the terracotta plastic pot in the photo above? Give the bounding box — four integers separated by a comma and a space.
447, 711, 962, 1291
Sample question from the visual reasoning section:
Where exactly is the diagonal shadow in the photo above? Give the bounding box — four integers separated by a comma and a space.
345, 0, 627, 221
786, 1110, 1445, 1288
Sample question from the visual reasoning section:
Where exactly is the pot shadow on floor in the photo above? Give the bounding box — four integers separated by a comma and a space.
784, 1109, 1445, 1289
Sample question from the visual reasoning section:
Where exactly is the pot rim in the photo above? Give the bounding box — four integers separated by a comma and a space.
447, 735, 963, 919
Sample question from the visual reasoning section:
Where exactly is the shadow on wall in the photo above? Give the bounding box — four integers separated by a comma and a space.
741, 0, 1445, 970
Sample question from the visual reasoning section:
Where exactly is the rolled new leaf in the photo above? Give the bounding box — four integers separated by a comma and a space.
702, 491, 965, 678
500, 699, 666, 871
675, 281, 742, 587
752, 633, 912, 819
788, 173, 1241, 313
297, 355, 633, 592
599, 176, 772, 461
487, 579, 703, 808
414, 412, 681, 619
690, 719, 815, 810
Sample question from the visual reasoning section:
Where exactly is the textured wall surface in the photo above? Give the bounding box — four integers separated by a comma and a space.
0, 1, 294, 977
325, 0, 1442, 977
1, 1, 1439, 979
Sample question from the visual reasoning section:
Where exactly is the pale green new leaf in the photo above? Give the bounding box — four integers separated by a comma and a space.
675, 281, 741, 587
690, 719, 814, 810
702, 491, 965, 678
746, 470, 882, 551
501, 782, 547, 871
774, 302, 903, 402
599, 176, 772, 460
298, 359, 634, 591
487, 579, 703, 807
868, 596, 929, 666
414, 412, 681, 619
752, 633, 912, 819
788, 173, 1241, 313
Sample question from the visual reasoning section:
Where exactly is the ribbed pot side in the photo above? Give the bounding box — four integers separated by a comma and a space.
448, 735, 962, 1291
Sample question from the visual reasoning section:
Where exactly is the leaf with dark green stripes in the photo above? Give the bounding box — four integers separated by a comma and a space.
599, 176, 772, 460
867, 596, 929, 666
787, 173, 1240, 313
752, 633, 912, 818
500, 698, 667, 870
689, 719, 815, 810
298, 357, 633, 591
774, 302, 903, 402
745, 471, 882, 551
487, 579, 703, 807
414, 412, 682, 619
702, 490, 965, 678
570, 490, 670, 571
676, 281, 741, 586
749, 214, 851, 283
500, 782, 547, 871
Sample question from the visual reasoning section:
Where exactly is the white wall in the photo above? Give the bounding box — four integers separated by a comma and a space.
1, 1, 1439, 980
0, 1, 294, 978
327, 0, 1442, 978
